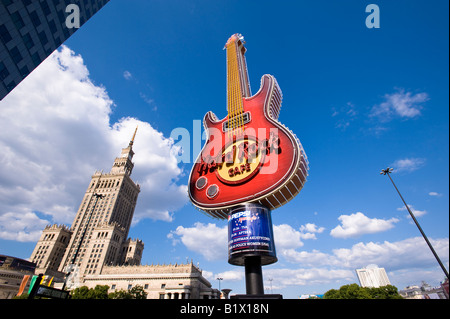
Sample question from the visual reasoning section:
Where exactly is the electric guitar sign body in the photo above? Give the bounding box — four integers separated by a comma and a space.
188, 34, 308, 219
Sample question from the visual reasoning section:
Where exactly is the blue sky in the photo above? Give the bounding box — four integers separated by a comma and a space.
0, 0, 448, 298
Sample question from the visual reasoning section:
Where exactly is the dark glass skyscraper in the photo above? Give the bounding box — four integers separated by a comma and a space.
0, 0, 109, 100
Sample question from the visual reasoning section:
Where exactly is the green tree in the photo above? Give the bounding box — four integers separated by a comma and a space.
71, 286, 90, 299
323, 289, 340, 299
129, 285, 147, 299
108, 285, 147, 299
324, 283, 402, 299
89, 285, 110, 299
108, 289, 133, 299
368, 285, 403, 299
71, 285, 109, 299
338, 283, 372, 299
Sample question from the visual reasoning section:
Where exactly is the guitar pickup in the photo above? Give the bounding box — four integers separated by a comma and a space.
223, 112, 251, 132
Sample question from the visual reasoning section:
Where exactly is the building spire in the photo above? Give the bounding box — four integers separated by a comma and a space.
129, 125, 138, 147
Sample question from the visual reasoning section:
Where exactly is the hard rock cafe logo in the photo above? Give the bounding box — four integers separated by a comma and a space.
197, 131, 281, 185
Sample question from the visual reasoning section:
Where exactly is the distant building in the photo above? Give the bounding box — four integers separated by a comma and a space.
299, 294, 324, 299
82, 263, 220, 299
356, 265, 391, 288
399, 281, 448, 299
1, 0, 110, 100
442, 278, 449, 299
29, 224, 71, 280
0, 255, 36, 299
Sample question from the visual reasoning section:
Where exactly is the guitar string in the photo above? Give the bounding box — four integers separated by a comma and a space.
228, 42, 234, 140
231, 41, 243, 138
236, 43, 244, 135
228, 43, 233, 140
229, 42, 237, 140
229, 42, 234, 139
232, 42, 238, 138
227, 42, 234, 141
226, 44, 231, 141
234, 45, 240, 138
227, 39, 247, 140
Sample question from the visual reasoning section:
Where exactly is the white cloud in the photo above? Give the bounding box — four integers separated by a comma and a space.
370, 89, 429, 120
202, 269, 245, 289
281, 249, 337, 267
332, 237, 449, 271
109, 118, 187, 224
428, 192, 442, 197
123, 70, 132, 80
214, 270, 245, 282
0, 212, 49, 242
280, 236, 449, 281
387, 268, 448, 289
273, 224, 305, 250
390, 158, 426, 173
171, 221, 449, 290
397, 205, 427, 218
299, 223, 325, 240
169, 222, 228, 261
330, 212, 399, 238
332, 102, 358, 130
0, 45, 187, 241
300, 223, 324, 234
169, 222, 325, 262
272, 223, 325, 250
139, 92, 157, 111
263, 268, 355, 289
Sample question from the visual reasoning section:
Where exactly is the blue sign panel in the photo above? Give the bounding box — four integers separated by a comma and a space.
228, 204, 277, 266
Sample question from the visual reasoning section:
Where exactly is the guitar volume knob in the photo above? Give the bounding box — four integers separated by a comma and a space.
195, 176, 208, 190
206, 184, 219, 199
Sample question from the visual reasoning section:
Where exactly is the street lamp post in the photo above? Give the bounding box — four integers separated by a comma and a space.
380, 167, 449, 280
217, 277, 223, 291
268, 278, 273, 294
216, 277, 223, 299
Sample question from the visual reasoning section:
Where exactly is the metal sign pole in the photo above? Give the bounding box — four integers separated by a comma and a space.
227, 203, 281, 298
244, 256, 264, 295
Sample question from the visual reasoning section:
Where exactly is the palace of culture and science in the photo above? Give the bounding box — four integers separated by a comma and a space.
28, 129, 219, 299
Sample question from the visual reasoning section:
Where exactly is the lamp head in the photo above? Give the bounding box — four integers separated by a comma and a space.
380, 167, 393, 175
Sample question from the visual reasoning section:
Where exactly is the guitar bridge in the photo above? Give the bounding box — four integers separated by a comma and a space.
223, 112, 251, 132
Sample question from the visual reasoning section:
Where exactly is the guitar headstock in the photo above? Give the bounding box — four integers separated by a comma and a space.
224, 33, 245, 49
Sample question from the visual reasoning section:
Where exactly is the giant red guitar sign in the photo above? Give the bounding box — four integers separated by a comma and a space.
189, 34, 308, 219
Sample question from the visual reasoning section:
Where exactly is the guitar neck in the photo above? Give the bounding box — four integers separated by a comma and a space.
226, 34, 251, 119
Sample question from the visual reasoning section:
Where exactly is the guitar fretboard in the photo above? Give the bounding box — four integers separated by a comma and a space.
225, 34, 250, 137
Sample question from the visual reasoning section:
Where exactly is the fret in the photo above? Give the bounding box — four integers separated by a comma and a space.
226, 34, 249, 137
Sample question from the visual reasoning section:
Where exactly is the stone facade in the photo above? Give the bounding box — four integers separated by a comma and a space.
0, 255, 36, 299
82, 262, 220, 299
30, 129, 143, 282
29, 224, 71, 279
57, 128, 142, 279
